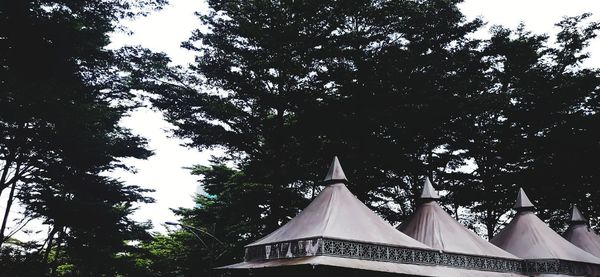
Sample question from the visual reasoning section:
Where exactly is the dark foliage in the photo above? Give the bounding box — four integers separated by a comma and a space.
0, 0, 165, 275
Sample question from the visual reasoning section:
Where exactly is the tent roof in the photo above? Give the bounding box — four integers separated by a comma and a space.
247, 157, 428, 249
565, 207, 600, 258
491, 190, 600, 264
217, 256, 526, 277
400, 180, 519, 259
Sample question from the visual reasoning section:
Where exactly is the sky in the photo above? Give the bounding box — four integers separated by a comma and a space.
3, 0, 600, 238
108, 0, 212, 232
460, 0, 600, 69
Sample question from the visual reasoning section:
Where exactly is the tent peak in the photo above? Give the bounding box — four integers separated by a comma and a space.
420, 177, 440, 200
514, 188, 535, 210
323, 156, 348, 184
571, 205, 587, 223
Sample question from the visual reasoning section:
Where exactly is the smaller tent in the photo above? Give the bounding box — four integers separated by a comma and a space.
399, 178, 519, 260
491, 188, 600, 276
564, 206, 600, 258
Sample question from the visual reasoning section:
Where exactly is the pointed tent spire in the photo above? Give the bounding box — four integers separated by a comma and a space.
420, 177, 440, 200
514, 188, 535, 210
571, 205, 587, 223
323, 156, 348, 184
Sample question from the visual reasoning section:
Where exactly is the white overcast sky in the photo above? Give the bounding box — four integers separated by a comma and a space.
4, 0, 598, 238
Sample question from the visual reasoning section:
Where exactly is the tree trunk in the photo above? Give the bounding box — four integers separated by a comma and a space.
0, 126, 24, 248
454, 202, 460, 221
486, 210, 495, 241
0, 154, 14, 197
0, 174, 18, 247
43, 227, 59, 266
266, 107, 287, 232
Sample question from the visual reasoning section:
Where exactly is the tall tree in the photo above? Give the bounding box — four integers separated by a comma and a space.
146, 0, 353, 234
0, 0, 165, 275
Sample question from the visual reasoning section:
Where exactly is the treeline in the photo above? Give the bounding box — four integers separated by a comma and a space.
1, 0, 599, 276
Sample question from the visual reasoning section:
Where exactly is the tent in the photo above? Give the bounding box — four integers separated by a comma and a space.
491, 189, 600, 276
399, 178, 519, 260
217, 158, 525, 276
564, 206, 600, 258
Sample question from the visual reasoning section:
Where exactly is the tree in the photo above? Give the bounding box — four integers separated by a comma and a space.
0, 0, 165, 275
137, 0, 486, 227
464, 15, 600, 236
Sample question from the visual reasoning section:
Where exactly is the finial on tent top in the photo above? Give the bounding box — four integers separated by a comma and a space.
514, 188, 535, 211
323, 156, 348, 184
570, 205, 587, 223
420, 177, 440, 200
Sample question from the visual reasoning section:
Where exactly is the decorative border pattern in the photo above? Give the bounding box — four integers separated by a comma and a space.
244, 238, 600, 276
522, 259, 597, 276
245, 237, 523, 273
